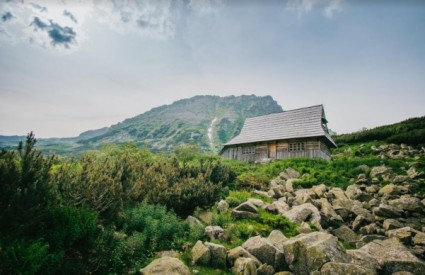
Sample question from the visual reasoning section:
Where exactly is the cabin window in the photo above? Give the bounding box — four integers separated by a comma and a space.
242, 146, 256, 155
289, 142, 305, 151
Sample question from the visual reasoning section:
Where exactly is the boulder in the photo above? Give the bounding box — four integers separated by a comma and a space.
370, 166, 391, 178
247, 198, 266, 208
235, 202, 258, 213
256, 264, 275, 275
270, 199, 290, 214
373, 204, 403, 218
383, 219, 404, 231
232, 210, 259, 220
328, 188, 348, 200
294, 189, 316, 205
388, 196, 422, 213
386, 227, 413, 244
366, 185, 380, 194
267, 230, 288, 251
233, 257, 257, 275
359, 224, 380, 235
347, 249, 379, 271
217, 200, 229, 213
284, 179, 295, 193
359, 238, 425, 274
413, 231, 425, 246
311, 184, 327, 198
334, 225, 360, 244
283, 203, 322, 230
186, 215, 203, 228
378, 184, 403, 197
282, 232, 349, 274
205, 226, 225, 240
242, 236, 286, 271
227, 246, 261, 267
140, 256, 191, 275
320, 262, 376, 275
191, 241, 210, 265
355, 235, 386, 249
280, 168, 300, 180
297, 222, 312, 234
407, 167, 424, 179
393, 175, 410, 184
352, 215, 369, 232
204, 242, 227, 268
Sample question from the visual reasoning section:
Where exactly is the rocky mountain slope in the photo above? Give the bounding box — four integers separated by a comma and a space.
0, 95, 282, 154
140, 143, 425, 274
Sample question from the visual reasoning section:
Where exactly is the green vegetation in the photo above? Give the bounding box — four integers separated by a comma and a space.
334, 116, 425, 146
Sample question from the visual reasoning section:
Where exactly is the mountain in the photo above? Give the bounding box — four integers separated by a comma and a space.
77, 95, 283, 152
0, 95, 283, 154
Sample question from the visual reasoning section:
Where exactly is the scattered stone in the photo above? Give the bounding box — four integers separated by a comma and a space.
227, 246, 261, 267
186, 215, 203, 228
282, 232, 349, 274
204, 226, 225, 240
359, 238, 425, 274
204, 242, 227, 268
233, 257, 257, 275
328, 188, 349, 200
267, 230, 288, 251
312, 184, 327, 198
383, 219, 404, 231
356, 235, 386, 248
320, 262, 376, 275
370, 166, 391, 178
140, 256, 191, 275
297, 222, 312, 234
280, 168, 300, 180
373, 204, 403, 218
334, 225, 360, 244
256, 264, 274, 275
235, 201, 258, 213
393, 175, 410, 184
284, 179, 295, 193
359, 224, 380, 235
283, 203, 322, 230
347, 249, 379, 271
294, 189, 316, 205
270, 199, 290, 214
366, 185, 380, 194
386, 227, 413, 244
191, 241, 210, 265
388, 196, 422, 213
247, 198, 266, 208
413, 231, 425, 246
242, 236, 287, 271
352, 215, 369, 231
217, 200, 229, 213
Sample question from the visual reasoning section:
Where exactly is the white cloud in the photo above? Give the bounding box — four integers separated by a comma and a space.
288, 0, 344, 18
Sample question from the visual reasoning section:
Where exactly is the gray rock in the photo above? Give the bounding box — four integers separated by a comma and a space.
359, 238, 425, 274
233, 257, 257, 275
328, 188, 349, 200
186, 215, 203, 228
297, 222, 312, 234
232, 210, 259, 220
320, 262, 376, 275
388, 196, 422, 213
217, 200, 229, 213
204, 225, 225, 240
359, 224, 380, 235
347, 249, 379, 271
352, 215, 369, 232
247, 198, 266, 208
378, 184, 403, 197
319, 198, 343, 224
256, 264, 274, 275
227, 246, 261, 267
235, 202, 258, 213
267, 230, 288, 251
366, 185, 380, 194
373, 204, 403, 218
205, 242, 227, 268
283, 203, 322, 230
393, 175, 410, 184
383, 219, 404, 231
242, 236, 286, 271
311, 184, 327, 198
356, 235, 386, 249
294, 189, 316, 205
271, 199, 290, 214
334, 225, 360, 244
280, 168, 300, 180
191, 241, 210, 265
370, 166, 391, 178
282, 232, 349, 274
140, 256, 191, 275
413, 231, 425, 246
285, 179, 295, 193
386, 227, 413, 244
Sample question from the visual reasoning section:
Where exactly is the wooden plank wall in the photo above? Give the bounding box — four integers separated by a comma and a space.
221, 138, 332, 161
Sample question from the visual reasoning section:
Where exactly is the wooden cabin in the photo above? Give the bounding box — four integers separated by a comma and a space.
220, 105, 336, 161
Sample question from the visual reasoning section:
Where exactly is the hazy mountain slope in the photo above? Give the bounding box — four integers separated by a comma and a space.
78, 95, 283, 152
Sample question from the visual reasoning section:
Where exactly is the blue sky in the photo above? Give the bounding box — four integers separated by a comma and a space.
0, 0, 424, 138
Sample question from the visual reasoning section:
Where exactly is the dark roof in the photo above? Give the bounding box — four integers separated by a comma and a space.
224, 105, 336, 147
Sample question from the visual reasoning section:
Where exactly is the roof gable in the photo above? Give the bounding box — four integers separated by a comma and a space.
224, 105, 336, 147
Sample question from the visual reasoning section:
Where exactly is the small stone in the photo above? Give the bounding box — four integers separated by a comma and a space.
204, 226, 225, 240
191, 241, 210, 265
386, 227, 413, 244
383, 219, 404, 231
334, 225, 360, 244
233, 257, 257, 275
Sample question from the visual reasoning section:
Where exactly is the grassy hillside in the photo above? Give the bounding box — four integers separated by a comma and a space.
333, 116, 425, 146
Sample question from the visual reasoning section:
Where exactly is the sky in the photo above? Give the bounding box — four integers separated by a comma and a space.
0, 0, 424, 138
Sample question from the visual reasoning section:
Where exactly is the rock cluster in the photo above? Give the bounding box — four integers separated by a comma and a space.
141, 158, 425, 274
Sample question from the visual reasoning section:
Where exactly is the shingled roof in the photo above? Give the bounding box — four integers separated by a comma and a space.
224, 105, 336, 147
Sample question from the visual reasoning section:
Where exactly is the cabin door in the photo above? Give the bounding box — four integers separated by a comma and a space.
268, 143, 276, 159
